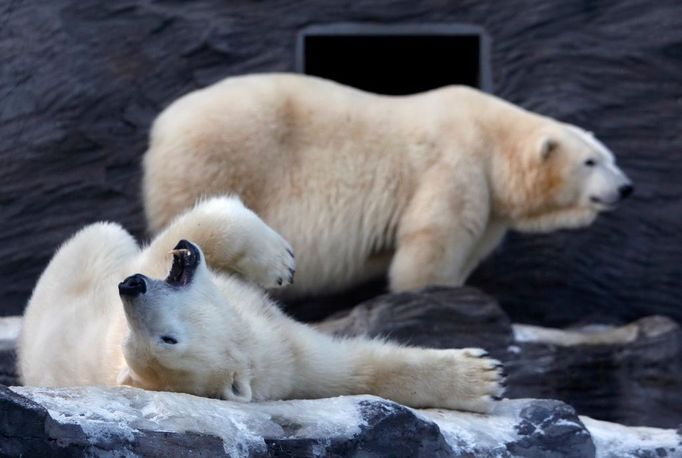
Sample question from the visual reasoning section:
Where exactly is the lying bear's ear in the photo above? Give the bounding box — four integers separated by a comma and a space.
223, 372, 253, 402
116, 366, 135, 386
539, 137, 559, 161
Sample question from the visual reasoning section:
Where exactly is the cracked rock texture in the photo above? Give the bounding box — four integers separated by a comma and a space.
1, 0, 681, 330
3, 385, 679, 458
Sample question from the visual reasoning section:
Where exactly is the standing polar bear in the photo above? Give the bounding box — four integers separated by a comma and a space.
143, 73, 633, 298
18, 197, 504, 412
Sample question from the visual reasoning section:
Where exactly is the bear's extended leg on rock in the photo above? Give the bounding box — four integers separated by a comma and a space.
283, 322, 506, 412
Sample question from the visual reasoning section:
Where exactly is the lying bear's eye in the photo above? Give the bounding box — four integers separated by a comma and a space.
584, 159, 596, 167
161, 336, 178, 345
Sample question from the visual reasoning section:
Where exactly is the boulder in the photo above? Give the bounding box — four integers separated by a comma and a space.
315, 286, 513, 351
3, 384, 678, 458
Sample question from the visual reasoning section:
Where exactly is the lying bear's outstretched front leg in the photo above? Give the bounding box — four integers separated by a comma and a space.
136, 196, 295, 288
286, 327, 505, 412
355, 345, 505, 412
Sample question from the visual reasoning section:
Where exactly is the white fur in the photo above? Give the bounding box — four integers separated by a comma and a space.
18, 197, 504, 412
143, 73, 632, 297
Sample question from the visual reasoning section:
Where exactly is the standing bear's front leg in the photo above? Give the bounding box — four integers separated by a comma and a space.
389, 169, 489, 291
135, 196, 296, 288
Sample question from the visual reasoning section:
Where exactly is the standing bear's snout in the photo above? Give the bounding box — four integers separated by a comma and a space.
619, 183, 634, 200
119, 273, 148, 297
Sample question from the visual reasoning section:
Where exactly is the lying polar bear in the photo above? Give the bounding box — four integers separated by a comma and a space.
18, 197, 504, 412
143, 73, 633, 299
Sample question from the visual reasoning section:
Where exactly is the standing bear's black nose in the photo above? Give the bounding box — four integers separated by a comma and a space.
619, 184, 634, 199
118, 273, 147, 297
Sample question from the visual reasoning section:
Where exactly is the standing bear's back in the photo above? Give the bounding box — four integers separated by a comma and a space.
143, 73, 631, 300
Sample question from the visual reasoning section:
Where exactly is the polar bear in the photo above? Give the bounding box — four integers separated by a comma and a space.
143, 73, 633, 298
18, 197, 504, 412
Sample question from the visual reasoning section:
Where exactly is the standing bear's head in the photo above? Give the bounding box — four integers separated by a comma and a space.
116, 240, 255, 402
492, 120, 633, 232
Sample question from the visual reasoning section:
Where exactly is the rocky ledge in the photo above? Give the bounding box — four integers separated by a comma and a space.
1, 286, 681, 456
2, 385, 680, 457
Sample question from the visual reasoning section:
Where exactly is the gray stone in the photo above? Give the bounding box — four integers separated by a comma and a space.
0, 385, 602, 457
2, 385, 679, 457
316, 286, 513, 351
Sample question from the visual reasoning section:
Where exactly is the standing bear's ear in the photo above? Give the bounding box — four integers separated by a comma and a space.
539, 137, 559, 161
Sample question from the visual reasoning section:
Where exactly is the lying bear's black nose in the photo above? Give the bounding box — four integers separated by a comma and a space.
619, 184, 634, 199
118, 274, 147, 297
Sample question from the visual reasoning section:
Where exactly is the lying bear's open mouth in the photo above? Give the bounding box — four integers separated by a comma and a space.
165, 239, 200, 287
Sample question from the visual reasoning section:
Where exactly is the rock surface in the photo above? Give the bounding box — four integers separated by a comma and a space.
1, 0, 681, 329
315, 286, 514, 350
3, 385, 679, 458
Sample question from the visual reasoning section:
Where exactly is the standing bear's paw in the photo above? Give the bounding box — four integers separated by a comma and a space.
189, 196, 296, 289
429, 348, 506, 413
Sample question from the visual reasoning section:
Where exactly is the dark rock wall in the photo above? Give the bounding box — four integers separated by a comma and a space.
1, 1, 681, 325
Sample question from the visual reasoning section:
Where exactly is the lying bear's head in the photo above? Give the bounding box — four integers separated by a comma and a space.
117, 240, 253, 401
494, 121, 633, 232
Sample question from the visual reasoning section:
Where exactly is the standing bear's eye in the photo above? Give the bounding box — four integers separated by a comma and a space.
584, 159, 596, 167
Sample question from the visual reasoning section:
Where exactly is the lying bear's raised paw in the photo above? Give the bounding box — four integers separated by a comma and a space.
234, 222, 296, 289
189, 196, 297, 289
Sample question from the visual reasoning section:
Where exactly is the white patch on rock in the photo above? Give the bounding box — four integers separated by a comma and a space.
10, 386, 367, 456
512, 323, 638, 346
419, 407, 518, 455
513, 316, 678, 347
581, 416, 681, 458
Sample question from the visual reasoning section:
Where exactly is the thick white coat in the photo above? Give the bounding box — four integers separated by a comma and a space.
143, 74, 632, 297
19, 197, 503, 412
